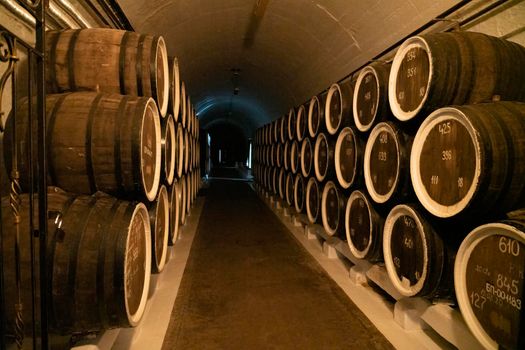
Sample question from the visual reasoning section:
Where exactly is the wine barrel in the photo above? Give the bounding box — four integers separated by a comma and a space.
275, 142, 282, 168
179, 174, 188, 225
300, 137, 313, 178
180, 82, 187, 128
345, 190, 384, 262
285, 172, 295, 207
294, 173, 305, 214
454, 220, 525, 350
296, 104, 307, 141
280, 115, 288, 144
308, 95, 322, 138
46, 28, 169, 117
288, 107, 297, 141
185, 172, 192, 214
169, 57, 181, 121
273, 118, 281, 144
278, 168, 286, 200
2, 188, 151, 334
383, 204, 454, 298
334, 126, 364, 189
364, 121, 413, 204
325, 80, 354, 135
162, 114, 176, 185
321, 181, 346, 237
185, 95, 191, 131
272, 167, 280, 195
389, 32, 525, 121
148, 185, 170, 273
306, 177, 321, 224
290, 140, 300, 175
175, 123, 185, 178
313, 132, 335, 182
184, 129, 191, 174
283, 140, 291, 171
353, 62, 392, 132
168, 180, 181, 244
269, 143, 276, 167
411, 102, 525, 218
4, 92, 161, 201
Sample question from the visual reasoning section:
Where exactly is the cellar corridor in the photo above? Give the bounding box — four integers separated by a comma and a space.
161, 175, 393, 350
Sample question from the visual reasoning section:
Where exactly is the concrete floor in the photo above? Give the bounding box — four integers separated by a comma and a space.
161, 175, 394, 349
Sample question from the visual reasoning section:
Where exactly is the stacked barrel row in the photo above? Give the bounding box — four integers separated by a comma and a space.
2, 28, 200, 337
254, 31, 525, 350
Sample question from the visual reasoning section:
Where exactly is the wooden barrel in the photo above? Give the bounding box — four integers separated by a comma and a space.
272, 167, 280, 195
383, 204, 454, 298
300, 137, 313, 178
411, 102, 525, 218
308, 95, 323, 138
283, 140, 291, 171
168, 180, 181, 245
325, 80, 354, 135
148, 185, 170, 273
321, 181, 346, 237
294, 174, 305, 214
364, 121, 413, 204
2, 188, 151, 334
285, 172, 295, 207
184, 129, 191, 174
179, 174, 188, 225
306, 177, 320, 224
185, 172, 192, 214
278, 168, 286, 200
313, 132, 335, 182
345, 190, 384, 262
273, 118, 281, 144
5, 92, 161, 201
389, 32, 525, 122
296, 104, 307, 141
46, 29, 169, 118
162, 114, 176, 185
334, 126, 364, 189
290, 140, 300, 174
276, 143, 283, 168
175, 123, 185, 178
280, 115, 288, 144
353, 62, 392, 132
269, 143, 276, 167
454, 220, 525, 350
168, 57, 181, 121
288, 107, 297, 141
180, 81, 187, 128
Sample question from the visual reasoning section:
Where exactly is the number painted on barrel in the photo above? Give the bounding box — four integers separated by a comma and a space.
438, 122, 451, 135
441, 150, 452, 161
406, 49, 417, 61
470, 291, 487, 310
499, 237, 520, 257
407, 67, 417, 78
430, 175, 439, 185
378, 151, 387, 161
379, 133, 388, 144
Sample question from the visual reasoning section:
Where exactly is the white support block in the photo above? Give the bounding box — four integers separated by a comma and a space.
366, 264, 404, 301
420, 303, 485, 350
304, 225, 317, 240
282, 206, 291, 217
292, 215, 303, 227
71, 329, 120, 350
147, 273, 160, 299
349, 264, 369, 285
322, 241, 338, 259
394, 298, 430, 331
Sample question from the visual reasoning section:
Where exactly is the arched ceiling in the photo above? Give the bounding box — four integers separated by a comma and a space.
118, 0, 460, 136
